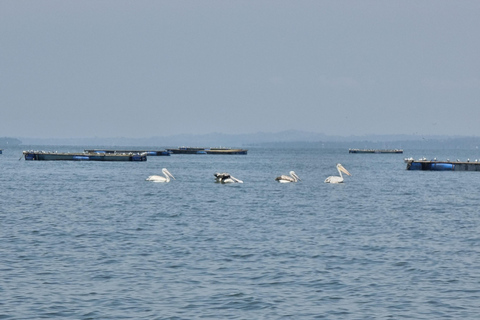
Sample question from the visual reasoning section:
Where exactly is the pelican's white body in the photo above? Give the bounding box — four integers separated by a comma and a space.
275, 171, 300, 183
146, 168, 175, 183
214, 172, 243, 183
324, 164, 351, 184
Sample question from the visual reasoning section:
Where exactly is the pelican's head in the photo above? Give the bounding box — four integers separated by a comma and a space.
337, 164, 351, 176
214, 172, 230, 180
162, 168, 175, 180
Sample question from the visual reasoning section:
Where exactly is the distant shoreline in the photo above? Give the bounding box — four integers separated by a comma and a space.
5, 131, 480, 150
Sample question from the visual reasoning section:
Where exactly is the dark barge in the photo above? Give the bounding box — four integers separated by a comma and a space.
349, 149, 403, 154
84, 149, 170, 156
23, 151, 147, 161
206, 148, 248, 155
405, 159, 480, 171
165, 147, 206, 154
167, 147, 247, 155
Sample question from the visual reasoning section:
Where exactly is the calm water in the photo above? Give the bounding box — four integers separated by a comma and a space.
1, 145, 480, 319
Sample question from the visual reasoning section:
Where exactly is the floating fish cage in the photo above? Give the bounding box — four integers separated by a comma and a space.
206, 148, 248, 155
166, 147, 207, 154
23, 151, 147, 161
167, 147, 248, 155
349, 149, 403, 154
405, 159, 480, 171
84, 149, 170, 156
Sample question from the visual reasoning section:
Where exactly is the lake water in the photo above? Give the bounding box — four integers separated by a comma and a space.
1, 145, 480, 319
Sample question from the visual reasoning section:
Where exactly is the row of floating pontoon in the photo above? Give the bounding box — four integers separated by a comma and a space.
85, 147, 248, 155
23, 151, 148, 161
15, 149, 480, 172
22, 147, 248, 161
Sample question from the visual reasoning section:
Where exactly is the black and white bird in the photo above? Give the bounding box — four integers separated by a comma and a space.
214, 172, 243, 184
275, 171, 300, 183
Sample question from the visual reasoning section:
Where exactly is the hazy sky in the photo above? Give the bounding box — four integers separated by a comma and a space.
2, 0, 479, 139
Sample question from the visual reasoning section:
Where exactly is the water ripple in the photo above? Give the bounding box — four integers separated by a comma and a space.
1, 147, 480, 318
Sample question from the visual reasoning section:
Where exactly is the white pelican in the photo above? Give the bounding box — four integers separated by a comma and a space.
214, 172, 243, 184
324, 163, 351, 184
275, 171, 300, 183
146, 168, 175, 182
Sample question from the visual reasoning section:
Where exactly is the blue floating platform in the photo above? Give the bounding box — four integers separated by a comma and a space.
405, 159, 480, 171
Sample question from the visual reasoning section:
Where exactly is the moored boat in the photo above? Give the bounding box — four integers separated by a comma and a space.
206, 148, 248, 155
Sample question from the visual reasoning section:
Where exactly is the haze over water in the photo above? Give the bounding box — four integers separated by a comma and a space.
1, 145, 480, 319
2, 1, 480, 138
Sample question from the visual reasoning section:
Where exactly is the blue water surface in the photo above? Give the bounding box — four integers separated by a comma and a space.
1, 145, 480, 319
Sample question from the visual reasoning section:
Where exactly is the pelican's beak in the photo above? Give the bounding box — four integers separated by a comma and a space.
339, 165, 351, 176
294, 173, 301, 181
166, 170, 176, 179
232, 176, 243, 183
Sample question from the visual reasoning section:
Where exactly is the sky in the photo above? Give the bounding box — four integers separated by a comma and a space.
1, 0, 479, 139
